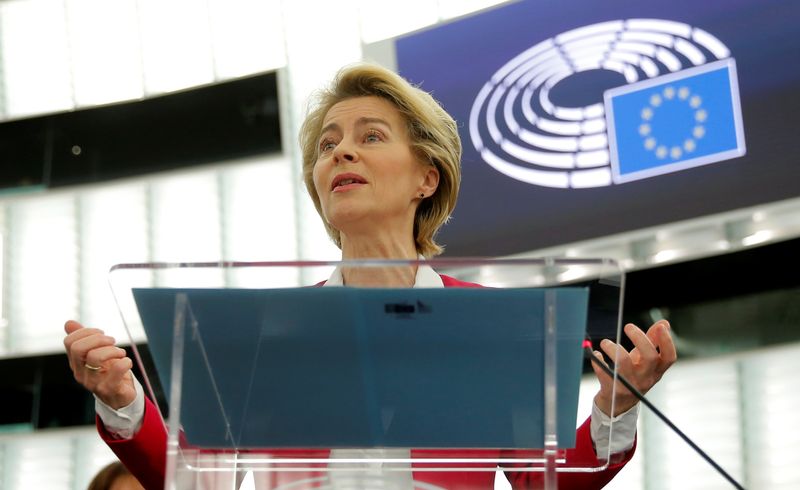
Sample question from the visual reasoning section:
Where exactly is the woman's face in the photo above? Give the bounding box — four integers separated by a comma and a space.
312, 96, 439, 239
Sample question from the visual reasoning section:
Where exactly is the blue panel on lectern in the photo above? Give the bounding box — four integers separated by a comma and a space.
605, 59, 745, 183
133, 287, 589, 449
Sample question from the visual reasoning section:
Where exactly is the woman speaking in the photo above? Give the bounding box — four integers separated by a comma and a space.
63, 63, 676, 490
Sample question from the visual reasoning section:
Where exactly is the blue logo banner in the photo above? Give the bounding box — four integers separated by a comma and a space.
605, 59, 745, 183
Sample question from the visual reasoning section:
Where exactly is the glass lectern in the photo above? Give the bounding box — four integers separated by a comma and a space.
109, 258, 625, 490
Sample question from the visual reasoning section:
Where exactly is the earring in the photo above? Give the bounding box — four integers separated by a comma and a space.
419, 193, 425, 198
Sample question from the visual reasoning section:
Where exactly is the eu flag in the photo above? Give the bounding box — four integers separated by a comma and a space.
604, 59, 745, 184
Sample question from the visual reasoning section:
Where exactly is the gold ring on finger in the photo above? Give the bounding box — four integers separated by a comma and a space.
84, 363, 102, 371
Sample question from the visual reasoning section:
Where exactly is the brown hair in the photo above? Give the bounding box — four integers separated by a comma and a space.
87, 461, 140, 490
300, 63, 462, 257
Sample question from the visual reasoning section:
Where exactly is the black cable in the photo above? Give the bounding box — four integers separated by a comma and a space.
583, 345, 746, 490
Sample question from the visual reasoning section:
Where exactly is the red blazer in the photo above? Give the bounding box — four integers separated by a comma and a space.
100, 274, 634, 489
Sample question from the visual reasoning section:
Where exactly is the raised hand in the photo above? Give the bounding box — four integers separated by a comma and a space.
63, 320, 137, 410
592, 320, 676, 416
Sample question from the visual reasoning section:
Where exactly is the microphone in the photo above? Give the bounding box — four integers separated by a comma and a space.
583, 340, 746, 490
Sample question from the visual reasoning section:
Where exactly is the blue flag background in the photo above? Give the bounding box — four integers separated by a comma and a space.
605, 59, 745, 183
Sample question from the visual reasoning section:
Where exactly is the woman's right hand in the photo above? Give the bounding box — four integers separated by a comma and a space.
63, 320, 136, 410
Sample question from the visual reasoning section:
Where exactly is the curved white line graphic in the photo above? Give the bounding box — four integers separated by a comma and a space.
469, 18, 732, 188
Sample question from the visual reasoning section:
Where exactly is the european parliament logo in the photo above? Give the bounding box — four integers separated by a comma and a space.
605, 59, 745, 183
469, 19, 746, 188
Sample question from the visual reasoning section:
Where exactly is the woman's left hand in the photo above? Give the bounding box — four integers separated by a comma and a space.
592, 320, 676, 416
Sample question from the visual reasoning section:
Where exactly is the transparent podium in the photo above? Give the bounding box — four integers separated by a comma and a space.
109, 258, 626, 490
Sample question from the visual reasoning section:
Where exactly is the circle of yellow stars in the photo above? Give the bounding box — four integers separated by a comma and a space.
639, 85, 707, 160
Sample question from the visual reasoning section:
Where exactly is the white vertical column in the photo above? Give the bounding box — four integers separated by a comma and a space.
149, 171, 223, 287
71, 432, 118, 490
742, 346, 800, 490
278, 0, 362, 261
207, 0, 286, 79
6, 194, 79, 354
0, 0, 74, 118
65, 0, 144, 106
220, 156, 300, 287
137, 0, 216, 95
642, 359, 744, 490
79, 182, 149, 341
4, 434, 74, 490
0, 205, 6, 355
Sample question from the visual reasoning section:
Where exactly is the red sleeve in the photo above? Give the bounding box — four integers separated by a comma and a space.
504, 416, 636, 489
97, 397, 168, 490
96, 399, 333, 490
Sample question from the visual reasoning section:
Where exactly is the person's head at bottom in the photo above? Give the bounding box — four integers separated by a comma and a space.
300, 63, 462, 286
87, 461, 144, 490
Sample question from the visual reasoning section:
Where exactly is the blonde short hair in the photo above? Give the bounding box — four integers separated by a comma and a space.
300, 63, 461, 258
